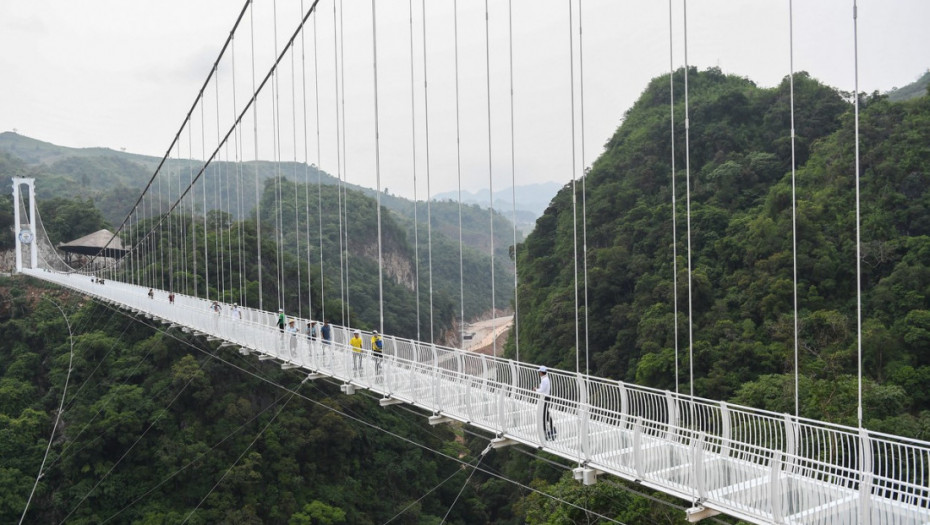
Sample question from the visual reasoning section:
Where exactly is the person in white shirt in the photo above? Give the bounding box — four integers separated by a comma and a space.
230, 303, 241, 321
536, 366, 556, 440
286, 319, 299, 355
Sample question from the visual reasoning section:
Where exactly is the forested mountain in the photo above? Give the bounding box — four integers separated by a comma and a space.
0, 132, 518, 328
114, 179, 511, 342
512, 67, 930, 436
0, 132, 518, 265
887, 69, 930, 102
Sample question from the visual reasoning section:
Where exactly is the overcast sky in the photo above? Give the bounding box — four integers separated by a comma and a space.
1, 0, 928, 201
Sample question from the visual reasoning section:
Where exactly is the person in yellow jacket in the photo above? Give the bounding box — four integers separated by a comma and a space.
350, 330, 363, 372
371, 330, 384, 374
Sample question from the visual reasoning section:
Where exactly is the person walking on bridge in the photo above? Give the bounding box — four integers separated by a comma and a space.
350, 329, 363, 373
537, 366, 556, 441
277, 309, 286, 332
371, 330, 384, 375
321, 320, 332, 349
286, 319, 299, 356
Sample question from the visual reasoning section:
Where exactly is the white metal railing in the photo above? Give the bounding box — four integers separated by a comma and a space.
22, 269, 930, 525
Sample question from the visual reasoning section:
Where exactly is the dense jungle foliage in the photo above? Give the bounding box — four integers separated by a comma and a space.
0, 281, 475, 524
512, 67, 930, 437
0, 282, 686, 524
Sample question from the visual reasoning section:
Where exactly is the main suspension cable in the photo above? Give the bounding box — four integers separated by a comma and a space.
314, 9, 326, 321
339, 0, 352, 325
422, 0, 435, 342
409, 0, 421, 341
454, 0, 465, 348
507, 0, 520, 363
485, 0, 498, 357
789, 0, 800, 418
300, 0, 313, 319
668, 0, 679, 396
372, 0, 385, 333
578, 0, 590, 376
683, 0, 695, 405
332, 0, 346, 323
569, 0, 580, 374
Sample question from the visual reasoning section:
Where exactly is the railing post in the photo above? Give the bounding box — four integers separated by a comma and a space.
495, 363, 506, 429
431, 343, 440, 412
578, 374, 590, 460
465, 356, 475, 422
666, 390, 678, 441
494, 360, 509, 431
479, 354, 489, 421
719, 401, 731, 458
691, 432, 706, 502
455, 353, 466, 417
618, 381, 629, 429
783, 413, 796, 472
633, 416, 644, 479
507, 359, 518, 431
384, 335, 396, 394
859, 428, 873, 525
769, 453, 783, 524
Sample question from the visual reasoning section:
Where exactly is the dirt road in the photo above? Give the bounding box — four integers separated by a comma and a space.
464, 315, 513, 354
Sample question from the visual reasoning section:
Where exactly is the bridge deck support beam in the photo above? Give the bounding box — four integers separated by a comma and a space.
685, 506, 720, 523
490, 436, 518, 449
428, 414, 453, 426
340, 383, 357, 395
379, 397, 404, 407
572, 467, 602, 486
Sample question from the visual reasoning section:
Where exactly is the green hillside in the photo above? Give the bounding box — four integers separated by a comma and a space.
0, 132, 518, 326
512, 67, 930, 435
887, 69, 930, 102
0, 132, 517, 264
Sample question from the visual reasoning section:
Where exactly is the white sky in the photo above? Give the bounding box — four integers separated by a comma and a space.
1, 0, 928, 201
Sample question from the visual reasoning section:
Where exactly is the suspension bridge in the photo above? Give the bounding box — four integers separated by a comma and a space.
8, 0, 930, 523
12, 262, 930, 524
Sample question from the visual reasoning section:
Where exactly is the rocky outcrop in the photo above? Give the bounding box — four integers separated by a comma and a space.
358, 244, 415, 291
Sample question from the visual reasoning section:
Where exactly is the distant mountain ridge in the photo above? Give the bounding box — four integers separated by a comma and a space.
432, 181, 561, 233
0, 131, 518, 261
886, 70, 930, 102
0, 131, 518, 327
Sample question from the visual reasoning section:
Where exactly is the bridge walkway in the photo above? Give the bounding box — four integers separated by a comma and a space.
23, 269, 930, 525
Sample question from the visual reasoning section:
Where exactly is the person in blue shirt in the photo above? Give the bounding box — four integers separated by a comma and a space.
321, 320, 332, 348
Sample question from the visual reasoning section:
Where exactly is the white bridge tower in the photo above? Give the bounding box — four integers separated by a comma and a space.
11, 177, 38, 272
